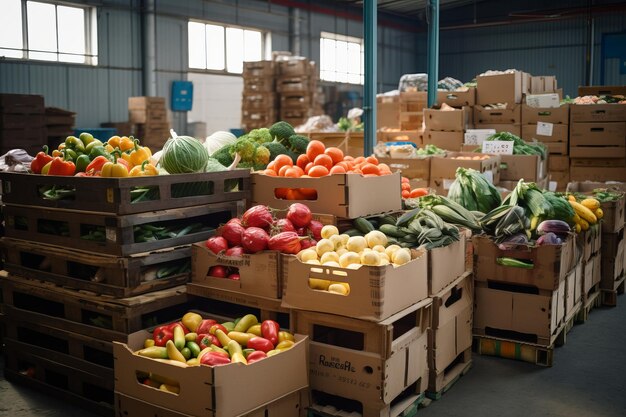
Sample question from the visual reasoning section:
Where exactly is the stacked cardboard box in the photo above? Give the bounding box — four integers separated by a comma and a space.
473, 104, 522, 137
277, 58, 317, 128
0, 94, 45, 155
44, 107, 75, 149
429, 152, 501, 196
423, 106, 470, 151
376, 94, 400, 130
399, 91, 427, 130
242, 60, 278, 131
129, 96, 169, 149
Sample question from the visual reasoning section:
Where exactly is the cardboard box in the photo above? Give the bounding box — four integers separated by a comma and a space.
400, 112, 424, 130
424, 107, 469, 131
243, 61, 275, 78
522, 104, 569, 124
570, 104, 626, 123
191, 244, 281, 299
474, 105, 522, 124
548, 155, 570, 172
578, 224, 602, 263
570, 167, 626, 182
566, 182, 625, 233
243, 93, 277, 110
569, 122, 626, 147
114, 330, 308, 417
251, 172, 402, 219
473, 123, 521, 137
428, 238, 467, 296
422, 130, 464, 151
377, 96, 400, 129
473, 234, 575, 291
305, 132, 365, 157
542, 141, 569, 155
521, 124, 569, 144
278, 58, 311, 77
115, 390, 306, 417
578, 85, 626, 96
474, 278, 565, 344
549, 171, 570, 192
476, 72, 527, 105
377, 156, 431, 180
565, 261, 582, 318
430, 152, 501, 181
282, 249, 428, 321
128, 96, 166, 110
377, 129, 422, 144
582, 253, 601, 298
531, 76, 557, 94
244, 77, 275, 93
428, 273, 473, 374
499, 154, 547, 182
437, 88, 476, 107
600, 231, 625, 288
525, 94, 560, 109
569, 146, 626, 159
295, 299, 430, 406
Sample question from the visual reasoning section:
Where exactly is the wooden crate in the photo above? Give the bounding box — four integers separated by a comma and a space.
0, 273, 189, 342
0, 169, 251, 215
426, 348, 472, 400
3, 201, 242, 256
0, 93, 45, 114
1, 237, 191, 298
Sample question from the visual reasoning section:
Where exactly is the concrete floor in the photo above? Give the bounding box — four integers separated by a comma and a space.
1, 300, 625, 417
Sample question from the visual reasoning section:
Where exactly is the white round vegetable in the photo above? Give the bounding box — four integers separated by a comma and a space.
204, 131, 237, 156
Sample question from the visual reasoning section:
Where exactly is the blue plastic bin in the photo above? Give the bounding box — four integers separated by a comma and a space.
74, 128, 117, 141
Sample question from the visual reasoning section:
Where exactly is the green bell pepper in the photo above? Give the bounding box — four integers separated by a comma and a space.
85, 139, 104, 153
65, 136, 85, 153
75, 154, 91, 173
88, 145, 111, 160
79, 132, 97, 146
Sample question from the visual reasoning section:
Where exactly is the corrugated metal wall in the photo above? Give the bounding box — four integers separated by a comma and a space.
0, 0, 421, 134
439, 13, 626, 98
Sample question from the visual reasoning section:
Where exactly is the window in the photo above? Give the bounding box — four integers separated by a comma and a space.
0, 0, 97, 65
320, 32, 364, 85
188, 21, 268, 74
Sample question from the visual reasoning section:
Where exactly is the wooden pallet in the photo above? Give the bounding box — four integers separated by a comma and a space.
1, 273, 189, 342
3, 201, 242, 256
576, 285, 602, 323
187, 282, 292, 330
3, 343, 114, 416
0, 169, 251, 215
426, 348, 472, 400
307, 382, 427, 417
601, 275, 626, 307
1, 238, 191, 297
473, 303, 580, 367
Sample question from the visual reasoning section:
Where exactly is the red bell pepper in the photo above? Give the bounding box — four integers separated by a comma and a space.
168, 322, 190, 334
197, 333, 221, 349
196, 319, 217, 335
247, 336, 274, 353
200, 351, 231, 367
47, 156, 76, 176
31, 146, 53, 174
85, 155, 110, 174
246, 351, 267, 364
261, 320, 280, 347
153, 325, 174, 347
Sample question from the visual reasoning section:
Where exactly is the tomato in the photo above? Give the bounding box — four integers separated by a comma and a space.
220, 221, 245, 247
247, 336, 274, 353
324, 147, 344, 165
278, 165, 290, 177
268, 231, 302, 254
262, 169, 277, 176
273, 218, 296, 233
401, 182, 411, 191
261, 320, 280, 346
299, 188, 318, 200
196, 319, 217, 335
241, 227, 269, 253
365, 155, 378, 165
273, 154, 293, 173
304, 162, 314, 174
205, 236, 228, 254
353, 156, 365, 165
285, 188, 305, 200
401, 190, 410, 199
275, 187, 289, 199
242, 205, 273, 229
361, 163, 380, 176
246, 350, 268, 364
287, 203, 312, 227
224, 246, 245, 257
228, 273, 240, 280
284, 167, 302, 178
306, 140, 325, 161
313, 154, 333, 170
329, 165, 346, 174
296, 154, 310, 171
197, 333, 220, 349
308, 165, 329, 177
307, 220, 323, 240
300, 237, 316, 249
208, 265, 229, 278
401, 176, 410, 183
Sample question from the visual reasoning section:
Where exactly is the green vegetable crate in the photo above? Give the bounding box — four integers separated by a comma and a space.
1, 238, 192, 298
2, 200, 243, 256
0, 169, 251, 215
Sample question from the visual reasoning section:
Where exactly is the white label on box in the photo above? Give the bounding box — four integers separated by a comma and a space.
482, 170, 494, 184
464, 129, 496, 145
526, 93, 560, 108
482, 140, 514, 155
549, 181, 557, 192
443, 179, 455, 190
537, 122, 553, 137
105, 227, 117, 242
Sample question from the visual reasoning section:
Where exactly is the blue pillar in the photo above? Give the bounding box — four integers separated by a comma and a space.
363, 0, 377, 156
427, 0, 439, 108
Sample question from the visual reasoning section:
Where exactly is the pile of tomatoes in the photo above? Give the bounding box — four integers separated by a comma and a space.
401, 177, 429, 199
260, 140, 393, 178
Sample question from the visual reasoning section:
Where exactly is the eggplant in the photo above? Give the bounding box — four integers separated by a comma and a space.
536, 220, 570, 237
497, 233, 529, 250
536, 232, 562, 246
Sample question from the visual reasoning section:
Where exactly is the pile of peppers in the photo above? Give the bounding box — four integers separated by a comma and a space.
30, 132, 158, 177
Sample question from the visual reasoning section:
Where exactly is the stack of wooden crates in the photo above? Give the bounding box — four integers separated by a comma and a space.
129, 96, 170, 149
0, 94, 46, 155
0, 168, 251, 415
242, 61, 278, 131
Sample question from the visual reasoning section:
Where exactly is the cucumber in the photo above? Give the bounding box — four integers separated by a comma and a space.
401, 234, 418, 243
353, 217, 375, 234
343, 228, 363, 237
378, 215, 397, 226
379, 224, 405, 238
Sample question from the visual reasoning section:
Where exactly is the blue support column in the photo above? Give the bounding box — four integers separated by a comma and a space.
427, 0, 439, 108
363, 0, 377, 156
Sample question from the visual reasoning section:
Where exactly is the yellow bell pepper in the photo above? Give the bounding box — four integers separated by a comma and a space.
105, 143, 116, 154
101, 152, 129, 177
122, 139, 152, 166
119, 136, 136, 152
107, 135, 121, 149
129, 160, 158, 176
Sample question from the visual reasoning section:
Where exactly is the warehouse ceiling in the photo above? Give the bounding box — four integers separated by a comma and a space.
336, 0, 482, 19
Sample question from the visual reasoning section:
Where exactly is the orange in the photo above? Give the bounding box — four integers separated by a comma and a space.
284, 167, 302, 178
299, 188, 318, 200
402, 190, 410, 198
304, 162, 314, 174
354, 156, 365, 165
365, 156, 378, 165
401, 176, 410, 183
286, 188, 304, 200
267, 161, 276, 171
329, 165, 346, 174
313, 154, 334, 170
360, 163, 380, 176
306, 140, 325, 162
401, 182, 411, 191
275, 188, 289, 199
278, 165, 291, 177
263, 169, 277, 176
274, 154, 293, 173
308, 165, 329, 177
343, 155, 354, 161
324, 147, 344, 165
296, 154, 310, 171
